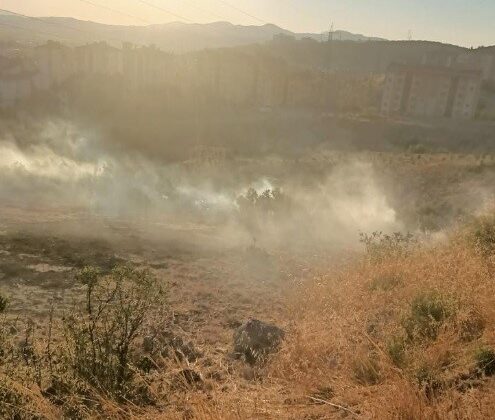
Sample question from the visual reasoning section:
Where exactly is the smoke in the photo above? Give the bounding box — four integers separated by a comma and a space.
0, 117, 404, 251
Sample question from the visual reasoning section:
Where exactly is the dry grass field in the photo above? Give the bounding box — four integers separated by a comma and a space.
2, 152, 495, 419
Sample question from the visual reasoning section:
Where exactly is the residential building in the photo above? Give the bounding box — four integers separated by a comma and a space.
456, 52, 495, 82
381, 64, 482, 119
75, 42, 123, 76
0, 53, 36, 106
33, 41, 75, 89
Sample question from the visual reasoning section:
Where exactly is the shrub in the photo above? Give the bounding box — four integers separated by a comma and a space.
359, 231, 416, 262
474, 347, 495, 376
387, 337, 407, 368
403, 293, 454, 341
236, 188, 292, 242
62, 265, 166, 398
415, 365, 443, 400
457, 308, 485, 342
470, 214, 495, 257
0, 294, 7, 314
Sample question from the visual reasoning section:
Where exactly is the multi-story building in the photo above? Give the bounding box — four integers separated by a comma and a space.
33, 41, 75, 89
0, 52, 37, 106
75, 42, 123, 76
381, 64, 482, 119
422, 50, 495, 83
456, 52, 495, 82
123, 43, 172, 88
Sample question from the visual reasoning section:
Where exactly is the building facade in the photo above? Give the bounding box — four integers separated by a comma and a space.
0, 52, 37, 106
381, 64, 482, 119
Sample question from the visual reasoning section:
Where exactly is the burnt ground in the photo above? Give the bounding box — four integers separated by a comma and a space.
0, 207, 343, 418
0, 210, 287, 326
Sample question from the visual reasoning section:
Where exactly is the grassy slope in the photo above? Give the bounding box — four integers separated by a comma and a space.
156, 221, 495, 419
267, 227, 495, 418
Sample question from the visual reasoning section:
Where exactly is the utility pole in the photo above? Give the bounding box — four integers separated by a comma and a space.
328, 22, 334, 42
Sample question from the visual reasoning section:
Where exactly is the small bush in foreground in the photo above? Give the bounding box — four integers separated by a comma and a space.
62, 265, 166, 399
360, 231, 416, 262
403, 293, 454, 341
0, 295, 7, 314
470, 214, 495, 257
387, 337, 407, 368
415, 365, 444, 400
474, 347, 495, 376
457, 308, 485, 342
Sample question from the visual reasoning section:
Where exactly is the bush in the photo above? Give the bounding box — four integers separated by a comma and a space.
62, 266, 166, 398
0, 295, 7, 314
360, 231, 416, 262
470, 214, 495, 257
403, 293, 454, 341
415, 365, 443, 400
458, 308, 485, 342
387, 337, 407, 368
236, 188, 292, 242
474, 347, 495, 376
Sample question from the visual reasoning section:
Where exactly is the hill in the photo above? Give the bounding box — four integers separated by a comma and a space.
0, 15, 383, 52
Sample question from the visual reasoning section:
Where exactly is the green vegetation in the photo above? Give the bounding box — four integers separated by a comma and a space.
63, 266, 166, 398
470, 214, 495, 257
403, 293, 455, 341
360, 231, 416, 262
474, 347, 495, 376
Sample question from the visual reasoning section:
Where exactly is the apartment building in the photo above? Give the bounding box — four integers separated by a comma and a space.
381, 64, 482, 119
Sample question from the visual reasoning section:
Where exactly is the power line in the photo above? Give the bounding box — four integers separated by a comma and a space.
135, 0, 193, 23
175, 0, 231, 22
214, 0, 267, 25
76, 0, 150, 24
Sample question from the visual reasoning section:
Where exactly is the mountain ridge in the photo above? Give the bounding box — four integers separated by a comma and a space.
0, 15, 384, 52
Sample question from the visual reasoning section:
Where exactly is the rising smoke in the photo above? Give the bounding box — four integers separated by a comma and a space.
0, 116, 403, 251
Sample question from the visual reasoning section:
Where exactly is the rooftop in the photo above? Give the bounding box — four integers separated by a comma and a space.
388, 63, 482, 78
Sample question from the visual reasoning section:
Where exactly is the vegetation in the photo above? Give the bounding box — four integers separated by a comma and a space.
268, 217, 495, 419
0, 266, 167, 418
63, 266, 166, 398
3, 205, 495, 418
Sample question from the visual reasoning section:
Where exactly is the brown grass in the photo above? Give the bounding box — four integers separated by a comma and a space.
267, 231, 495, 419
3, 220, 495, 419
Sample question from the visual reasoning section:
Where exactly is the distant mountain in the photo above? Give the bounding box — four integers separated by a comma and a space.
0, 15, 384, 52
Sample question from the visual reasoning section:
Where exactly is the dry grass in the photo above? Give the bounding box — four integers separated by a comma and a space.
268, 229, 495, 419
3, 216, 495, 419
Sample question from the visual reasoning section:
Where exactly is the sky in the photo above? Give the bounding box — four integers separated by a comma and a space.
3, 0, 494, 47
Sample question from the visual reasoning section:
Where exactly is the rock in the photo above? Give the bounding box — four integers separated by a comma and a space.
233, 319, 284, 364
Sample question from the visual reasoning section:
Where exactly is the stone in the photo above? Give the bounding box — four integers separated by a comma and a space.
233, 319, 284, 364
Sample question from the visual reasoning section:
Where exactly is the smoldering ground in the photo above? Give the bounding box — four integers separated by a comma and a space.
0, 116, 406, 253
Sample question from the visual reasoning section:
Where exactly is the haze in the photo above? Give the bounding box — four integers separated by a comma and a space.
2, 1, 495, 418
4, 0, 494, 47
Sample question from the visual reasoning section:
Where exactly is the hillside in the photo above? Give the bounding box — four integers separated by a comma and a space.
0, 15, 383, 52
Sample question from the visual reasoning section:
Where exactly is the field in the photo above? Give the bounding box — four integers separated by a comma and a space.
2, 151, 495, 419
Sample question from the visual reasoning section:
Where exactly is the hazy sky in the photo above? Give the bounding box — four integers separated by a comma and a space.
3, 0, 494, 47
